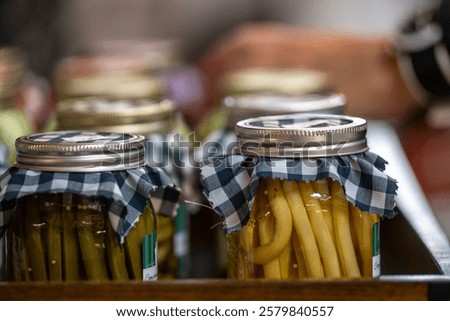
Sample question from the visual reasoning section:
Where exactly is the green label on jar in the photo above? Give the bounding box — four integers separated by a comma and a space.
372, 221, 380, 277
142, 232, 157, 281
372, 221, 380, 256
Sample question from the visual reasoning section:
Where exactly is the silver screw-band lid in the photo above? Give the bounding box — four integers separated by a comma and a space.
235, 113, 368, 157
15, 131, 147, 172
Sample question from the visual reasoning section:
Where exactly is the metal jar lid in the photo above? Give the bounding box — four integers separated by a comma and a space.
15, 131, 147, 172
56, 72, 164, 100
224, 92, 346, 129
235, 113, 368, 158
56, 98, 176, 135
219, 67, 330, 96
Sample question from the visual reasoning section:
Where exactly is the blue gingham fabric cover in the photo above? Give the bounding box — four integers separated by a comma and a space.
200, 152, 398, 233
0, 165, 180, 243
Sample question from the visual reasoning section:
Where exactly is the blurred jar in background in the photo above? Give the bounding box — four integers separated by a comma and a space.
52, 38, 205, 135
195, 67, 329, 140
16, 72, 55, 132
0, 47, 34, 165
219, 67, 329, 97
88, 38, 206, 138
55, 99, 195, 280
52, 40, 205, 279
53, 55, 165, 102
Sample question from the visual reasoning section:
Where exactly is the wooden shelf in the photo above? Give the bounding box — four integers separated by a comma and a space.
1, 277, 449, 301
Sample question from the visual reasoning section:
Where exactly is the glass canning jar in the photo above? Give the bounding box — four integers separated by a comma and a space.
218, 67, 330, 97
201, 113, 398, 280
54, 55, 165, 101
196, 67, 330, 140
55, 98, 176, 135
0, 131, 180, 282
197, 93, 347, 278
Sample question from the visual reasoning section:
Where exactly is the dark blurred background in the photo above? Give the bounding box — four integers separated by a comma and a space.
0, 0, 427, 77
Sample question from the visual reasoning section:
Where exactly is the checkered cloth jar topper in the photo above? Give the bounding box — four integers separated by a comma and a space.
200, 113, 400, 235
201, 153, 398, 233
0, 166, 180, 244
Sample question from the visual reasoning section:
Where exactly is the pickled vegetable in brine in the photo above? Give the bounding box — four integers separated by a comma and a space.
3, 193, 156, 281
227, 178, 380, 279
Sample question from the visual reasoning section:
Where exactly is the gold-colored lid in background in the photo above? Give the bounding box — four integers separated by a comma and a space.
56, 98, 176, 135
219, 67, 330, 97
56, 74, 164, 100
54, 55, 166, 100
